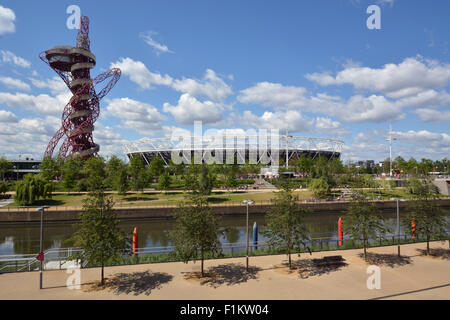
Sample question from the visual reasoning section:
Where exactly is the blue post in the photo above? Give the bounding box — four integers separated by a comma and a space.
253, 221, 258, 251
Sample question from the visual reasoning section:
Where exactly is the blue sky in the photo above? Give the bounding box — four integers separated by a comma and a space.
0, 0, 449, 162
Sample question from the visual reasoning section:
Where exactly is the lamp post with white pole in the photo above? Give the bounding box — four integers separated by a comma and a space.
36, 205, 50, 289
392, 198, 405, 257
242, 199, 254, 271
386, 126, 397, 178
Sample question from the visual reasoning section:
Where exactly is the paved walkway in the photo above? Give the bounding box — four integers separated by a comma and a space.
0, 242, 449, 300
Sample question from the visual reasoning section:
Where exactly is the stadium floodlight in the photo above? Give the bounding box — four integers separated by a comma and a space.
386, 125, 397, 178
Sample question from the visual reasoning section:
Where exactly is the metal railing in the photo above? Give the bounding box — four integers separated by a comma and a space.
1, 234, 448, 274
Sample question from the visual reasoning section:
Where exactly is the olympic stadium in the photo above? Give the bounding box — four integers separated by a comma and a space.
123, 134, 344, 168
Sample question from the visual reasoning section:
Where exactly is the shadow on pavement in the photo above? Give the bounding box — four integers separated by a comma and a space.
359, 252, 412, 268
98, 271, 173, 296
287, 257, 348, 279
416, 248, 450, 260
183, 263, 261, 288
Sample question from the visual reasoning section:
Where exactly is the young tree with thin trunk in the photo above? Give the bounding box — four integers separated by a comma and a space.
68, 190, 131, 285
62, 156, 84, 193
157, 170, 171, 191
404, 180, 448, 255
343, 194, 390, 260
263, 186, 310, 269
169, 194, 222, 277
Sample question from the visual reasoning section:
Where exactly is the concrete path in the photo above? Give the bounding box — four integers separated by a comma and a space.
0, 242, 449, 300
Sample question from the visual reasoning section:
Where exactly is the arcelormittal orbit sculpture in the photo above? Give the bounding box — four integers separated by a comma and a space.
40, 16, 121, 159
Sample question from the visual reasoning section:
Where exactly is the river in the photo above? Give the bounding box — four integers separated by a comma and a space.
3, 209, 448, 256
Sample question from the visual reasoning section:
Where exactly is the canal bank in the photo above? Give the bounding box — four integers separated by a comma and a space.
1, 199, 449, 224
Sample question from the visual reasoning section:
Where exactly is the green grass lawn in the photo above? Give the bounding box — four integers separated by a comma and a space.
5, 188, 447, 208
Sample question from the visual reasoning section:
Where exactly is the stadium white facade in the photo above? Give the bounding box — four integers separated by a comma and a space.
123, 133, 344, 168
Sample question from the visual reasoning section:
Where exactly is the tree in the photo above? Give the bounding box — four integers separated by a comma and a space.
225, 171, 238, 190
128, 156, 148, 193
117, 166, 129, 195
0, 182, 8, 197
62, 156, 84, 193
39, 157, 63, 181
148, 156, 165, 177
198, 164, 213, 195
183, 167, 198, 192
0, 157, 12, 181
406, 177, 426, 197
68, 190, 131, 285
105, 156, 125, 190
295, 154, 313, 175
82, 156, 106, 191
157, 170, 171, 191
343, 195, 390, 260
15, 174, 53, 206
169, 194, 222, 277
309, 177, 330, 199
404, 184, 448, 254
264, 187, 310, 269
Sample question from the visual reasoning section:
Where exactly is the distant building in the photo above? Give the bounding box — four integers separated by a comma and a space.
5, 158, 41, 180
355, 160, 375, 168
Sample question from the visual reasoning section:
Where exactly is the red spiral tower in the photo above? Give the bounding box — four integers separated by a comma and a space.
40, 16, 121, 159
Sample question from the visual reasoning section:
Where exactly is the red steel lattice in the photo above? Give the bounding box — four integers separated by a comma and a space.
40, 16, 120, 159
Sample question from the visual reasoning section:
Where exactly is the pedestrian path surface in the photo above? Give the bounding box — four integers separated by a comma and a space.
0, 242, 449, 300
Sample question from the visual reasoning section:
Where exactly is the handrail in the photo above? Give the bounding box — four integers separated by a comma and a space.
1, 233, 448, 274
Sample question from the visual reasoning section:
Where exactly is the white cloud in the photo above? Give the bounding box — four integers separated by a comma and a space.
314, 117, 348, 136
0, 76, 30, 91
0, 50, 30, 68
139, 31, 174, 55
392, 130, 450, 150
110, 57, 173, 90
105, 97, 165, 134
414, 108, 450, 122
0, 91, 70, 116
306, 57, 450, 99
29, 76, 69, 95
238, 81, 405, 123
111, 57, 232, 101
238, 82, 307, 108
0, 109, 17, 122
0, 5, 15, 35
163, 93, 225, 125
342, 95, 404, 123
93, 122, 129, 160
0, 115, 60, 159
162, 126, 192, 139
240, 110, 313, 132
171, 69, 233, 101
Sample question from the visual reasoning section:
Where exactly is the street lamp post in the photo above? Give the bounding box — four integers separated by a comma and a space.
242, 200, 254, 272
386, 125, 397, 178
392, 198, 405, 257
36, 205, 50, 289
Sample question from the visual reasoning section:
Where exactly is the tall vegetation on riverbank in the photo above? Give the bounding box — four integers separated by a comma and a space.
264, 185, 310, 269
403, 179, 449, 255
169, 193, 222, 277
67, 190, 131, 285
343, 194, 390, 260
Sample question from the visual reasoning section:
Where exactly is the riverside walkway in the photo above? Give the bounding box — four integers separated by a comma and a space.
0, 242, 448, 300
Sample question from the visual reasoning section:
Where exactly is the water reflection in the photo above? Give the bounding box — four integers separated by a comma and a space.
0, 209, 448, 255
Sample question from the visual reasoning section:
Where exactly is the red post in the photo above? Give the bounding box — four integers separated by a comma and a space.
338, 217, 343, 246
133, 227, 138, 255
411, 219, 416, 239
